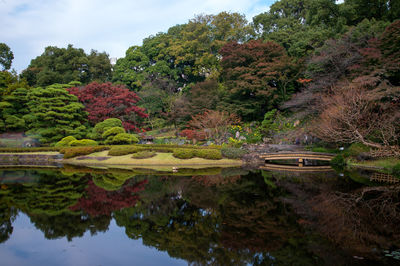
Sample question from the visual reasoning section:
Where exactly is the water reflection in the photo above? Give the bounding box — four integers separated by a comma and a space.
0, 167, 399, 265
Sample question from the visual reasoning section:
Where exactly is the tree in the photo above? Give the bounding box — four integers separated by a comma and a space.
220, 40, 298, 121
113, 12, 253, 91
341, 0, 400, 25
0, 43, 14, 70
380, 20, 400, 85
188, 110, 240, 143
186, 80, 221, 116
24, 84, 88, 143
252, 0, 341, 57
68, 82, 148, 132
313, 85, 399, 150
21, 44, 112, 87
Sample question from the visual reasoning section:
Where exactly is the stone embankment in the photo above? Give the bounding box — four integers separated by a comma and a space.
242, 144, 305, 167
0, 153, 63, 166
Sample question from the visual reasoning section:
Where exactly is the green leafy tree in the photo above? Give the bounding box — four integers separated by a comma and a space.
0, 43, 14, 71
21, 45, 111, 87
253, 0, 342, 58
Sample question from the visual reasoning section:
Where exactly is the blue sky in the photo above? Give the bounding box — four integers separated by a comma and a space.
0, 0, 276, 73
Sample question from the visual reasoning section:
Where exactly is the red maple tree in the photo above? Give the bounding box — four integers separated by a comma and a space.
70, 179, 148, 217
68, 82, 148, 132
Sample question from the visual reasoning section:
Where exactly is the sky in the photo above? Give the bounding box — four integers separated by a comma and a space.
0, 0, 275, 73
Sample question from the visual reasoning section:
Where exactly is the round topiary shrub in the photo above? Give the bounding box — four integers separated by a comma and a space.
92, 118, 123, 139
106, 133, 139, 145
102, 127, 125, 140
55, 136, 77, 147
69, 139, 98, 146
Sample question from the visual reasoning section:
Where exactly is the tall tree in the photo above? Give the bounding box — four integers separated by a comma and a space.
21, 45, 112, 87
220, 40, 298, 120
0, 43, 14, 71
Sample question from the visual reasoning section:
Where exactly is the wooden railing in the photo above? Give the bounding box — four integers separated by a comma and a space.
259, 152, 336, 161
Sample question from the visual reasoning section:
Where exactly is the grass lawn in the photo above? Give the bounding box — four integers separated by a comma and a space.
63, 151, 242, 168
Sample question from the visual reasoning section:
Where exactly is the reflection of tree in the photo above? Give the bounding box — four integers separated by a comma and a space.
114, 172, 317, 265
70, 179, 147, 217
311, 185, 400, 255
0, 200, 16, 243
29, 213, 111, 241
0, 169, 110, 241
7, 170, 87, 216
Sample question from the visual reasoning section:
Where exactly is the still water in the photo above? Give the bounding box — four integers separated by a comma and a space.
0, 166, 399, 265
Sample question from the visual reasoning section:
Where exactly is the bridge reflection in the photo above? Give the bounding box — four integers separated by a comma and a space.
260, 163, 333, 172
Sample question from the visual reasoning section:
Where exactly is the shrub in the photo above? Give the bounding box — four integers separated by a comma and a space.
92, 118, 123, 139
102, 127, 125, 139
108, 146, 143, 156
228, 137, 243, 148
346, 143, 370, 157
194, 149, 222, 160
311, 147, 331, 153
179, 129, 206, 140
173, 149, 195, 159
131, 151, 156, 159
60, 146, 109, 159
392, 163, 400, 178
69, 139, 98, 146
55, 136, 77, 147
330, 154, 346, 167
105, 133, 139, 145
221, 147, 247, 159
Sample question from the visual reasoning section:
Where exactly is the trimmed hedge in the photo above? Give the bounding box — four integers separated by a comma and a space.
60, 146, 109, 159
173, 149, 195, 159
221, 147, 247, 159
55, 136, 77, 147
173, 148, 222, 160
69, 139, 98, 146
0, 147, 61, 153
107, 144, 222, 157
131, 151, 157, 159
194, 149, 222, 160
108, 146, 143, 156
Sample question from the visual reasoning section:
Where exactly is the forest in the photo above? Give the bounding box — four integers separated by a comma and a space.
0, 0, 399, 155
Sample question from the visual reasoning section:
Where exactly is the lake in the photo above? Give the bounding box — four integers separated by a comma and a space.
0, 165, 399, 265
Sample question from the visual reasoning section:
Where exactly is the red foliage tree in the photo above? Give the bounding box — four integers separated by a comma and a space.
179, 129, 206, 140
68, 82, 148, 132
70, 179, 148, 217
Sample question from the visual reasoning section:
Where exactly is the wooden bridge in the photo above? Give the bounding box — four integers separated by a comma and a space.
259, 152, 336, 162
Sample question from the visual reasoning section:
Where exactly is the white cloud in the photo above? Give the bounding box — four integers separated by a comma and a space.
0, 0, 275, 73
